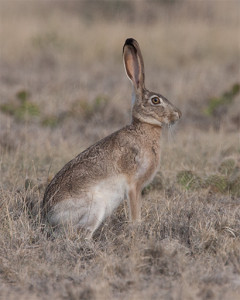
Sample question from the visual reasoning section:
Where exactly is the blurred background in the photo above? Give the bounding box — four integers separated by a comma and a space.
0, 0, 239, 161
1, 3, 240, 299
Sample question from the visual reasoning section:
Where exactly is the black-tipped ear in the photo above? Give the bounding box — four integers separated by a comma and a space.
123, 38, 145, 91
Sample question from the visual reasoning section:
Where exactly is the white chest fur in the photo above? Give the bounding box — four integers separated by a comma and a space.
134, 145, 161, 188
88, 175, 128, 218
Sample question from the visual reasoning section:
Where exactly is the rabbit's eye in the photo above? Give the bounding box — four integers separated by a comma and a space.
151, 97, 160, 105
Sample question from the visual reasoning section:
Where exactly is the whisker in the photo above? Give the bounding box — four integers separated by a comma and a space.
168, 123, 176, 143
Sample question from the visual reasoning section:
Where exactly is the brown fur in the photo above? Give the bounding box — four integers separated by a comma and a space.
42, 38, 181, 237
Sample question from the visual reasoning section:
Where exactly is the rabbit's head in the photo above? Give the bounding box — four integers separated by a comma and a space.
123, 38, 181, 127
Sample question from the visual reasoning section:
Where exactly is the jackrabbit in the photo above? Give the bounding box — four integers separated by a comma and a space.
42, 38, 181, 238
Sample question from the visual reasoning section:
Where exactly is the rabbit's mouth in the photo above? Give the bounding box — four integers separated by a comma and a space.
169, 120, 177, 126
168, 109, 182, 125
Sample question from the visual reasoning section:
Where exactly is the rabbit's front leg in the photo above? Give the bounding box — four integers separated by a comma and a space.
127, 187, 142, 222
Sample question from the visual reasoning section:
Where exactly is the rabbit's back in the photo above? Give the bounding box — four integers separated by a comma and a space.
42, 122, 161, 217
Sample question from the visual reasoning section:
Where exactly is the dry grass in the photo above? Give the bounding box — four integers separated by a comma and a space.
1, 1, 240, 299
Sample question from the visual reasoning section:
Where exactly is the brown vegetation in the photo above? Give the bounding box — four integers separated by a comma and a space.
0, 1, 240, 299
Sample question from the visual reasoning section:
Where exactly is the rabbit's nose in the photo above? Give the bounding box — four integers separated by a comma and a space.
175, 108, 182, 119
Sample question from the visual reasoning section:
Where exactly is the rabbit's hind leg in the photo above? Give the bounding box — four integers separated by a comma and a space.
48, 196, 106, 238
76, 202, 106, 239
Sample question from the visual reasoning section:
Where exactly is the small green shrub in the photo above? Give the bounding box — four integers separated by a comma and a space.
228, 168, 240, 197
41, 115, 60, 128
71, 96, 109, 119
176, 170, 203, 190
17, 90, 30, 102
218, 158, 236, 176
204, 83, 240, 116
204, 175, 229, 194
0, 90, 40, 121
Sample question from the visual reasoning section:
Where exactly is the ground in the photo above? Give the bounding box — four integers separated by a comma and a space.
0, 1, 240, 299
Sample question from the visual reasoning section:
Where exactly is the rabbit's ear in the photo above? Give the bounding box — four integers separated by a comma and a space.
123, 38, 145, 91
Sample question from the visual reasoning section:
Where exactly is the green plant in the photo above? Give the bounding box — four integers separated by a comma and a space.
71, 96, 109, 119
218, 158, 236, 176
176, 170, 203, 190
41, 115, 60, 128
204, 174, 229, 194
0, 90, 40, 121
204, 83, 240, 116
228, 168, 240, 197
